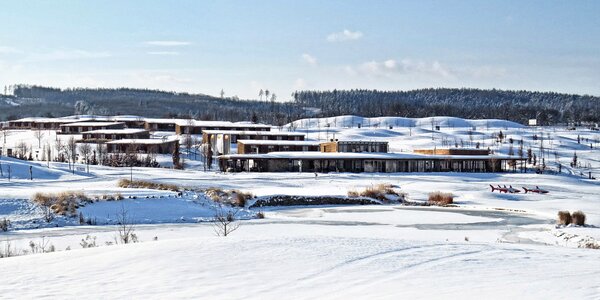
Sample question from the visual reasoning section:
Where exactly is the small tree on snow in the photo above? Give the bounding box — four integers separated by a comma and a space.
213, 207, 240, 237
115, 205, 137, 244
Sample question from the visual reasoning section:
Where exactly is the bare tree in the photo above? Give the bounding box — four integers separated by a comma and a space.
79, 143, 92, 173
115, 205, 137, 244
33, 129, 45, 149
96, 143, 107, 166
0, 127, 10, 151
192, 136, 201, 160
54, 138, 64, 162
66, 136, 78, 172
184, 134, 193, 159
213, 207, 240, 237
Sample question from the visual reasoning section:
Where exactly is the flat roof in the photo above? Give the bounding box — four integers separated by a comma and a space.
219, 151, 524, 161
237, 140, 319, 146
203, 130, 305, 136
144, 118, 271, 128
81, 129, 148, 134
106, 138, 178, 145
61, 121, 124, 127
326, 140, 389, 144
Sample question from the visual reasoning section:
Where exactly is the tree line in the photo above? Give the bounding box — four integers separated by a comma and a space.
2, 85, 598, 125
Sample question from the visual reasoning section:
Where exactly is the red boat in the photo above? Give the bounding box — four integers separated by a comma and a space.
522, 186, 549, 194
490, 184, 521, 193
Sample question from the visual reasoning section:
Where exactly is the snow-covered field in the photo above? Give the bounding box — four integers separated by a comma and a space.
1, 115, 599, 299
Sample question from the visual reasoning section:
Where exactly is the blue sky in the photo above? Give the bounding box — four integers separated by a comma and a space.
0, 0, 599, 99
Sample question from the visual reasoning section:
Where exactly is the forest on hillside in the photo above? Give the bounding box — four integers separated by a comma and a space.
1, 85, 598, 125
292, 88, 600, 125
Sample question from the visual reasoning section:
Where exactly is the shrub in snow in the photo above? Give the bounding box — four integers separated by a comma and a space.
428, 192, 454, 206
80, 235, 98, 248
557, 211, 572, 226
32, 191, 89, 221
256, 211, 265, 219
0, 218, 10, 232
117, 179, 180, 192
28, 238, 54, 254
571, 211, 586, 226
0, 241, 16, 258
206, 188, 253, 207
348, 184, 405, 203
233, 191, 253, 207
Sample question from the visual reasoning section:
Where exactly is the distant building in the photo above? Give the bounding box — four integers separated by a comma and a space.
202, 130, 306, 155
80, 129, 150, 143
60, 122, 125, 134
175, 120, 271, 135
319, 140, 389, 153
237, 140, 320, 154
413, 148, 490, 156
218, 141, 522, 173
106, 138, 179, 154
143, 118, 271, 134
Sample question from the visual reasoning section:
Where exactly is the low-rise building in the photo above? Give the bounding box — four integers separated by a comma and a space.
237, 140, 320, 154
218, 151, 521, 173
320, 140, 389, 153
60, 121, 125, 134
203, 130, 306, 155
106, 138, 179, 154
81, 129, 150, 143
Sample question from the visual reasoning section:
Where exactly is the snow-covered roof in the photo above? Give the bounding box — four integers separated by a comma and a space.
106, 137, 178, 145
144, 118, 271, 128
203, 130, 305, 136
110, 115, 145, 121
81, 129, 148, 134
60, 121, 124, 127
219, 151, 524, 161
236, 140, 320, 146
9, 116, 98, 123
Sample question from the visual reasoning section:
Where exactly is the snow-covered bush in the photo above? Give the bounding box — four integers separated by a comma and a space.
428, 192, 454, 206
80, 235, 98, 248
348, 184, 405, 203
32, 191, 89, 220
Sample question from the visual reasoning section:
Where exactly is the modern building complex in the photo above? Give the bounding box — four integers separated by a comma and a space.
218, 143, 522, 173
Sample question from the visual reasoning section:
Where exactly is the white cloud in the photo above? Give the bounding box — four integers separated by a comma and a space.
147, 51, 180, 56
351, 58, 453, 78
326, 29, 363, 42
144, 41, 191, 47
301, 53, 317, 66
